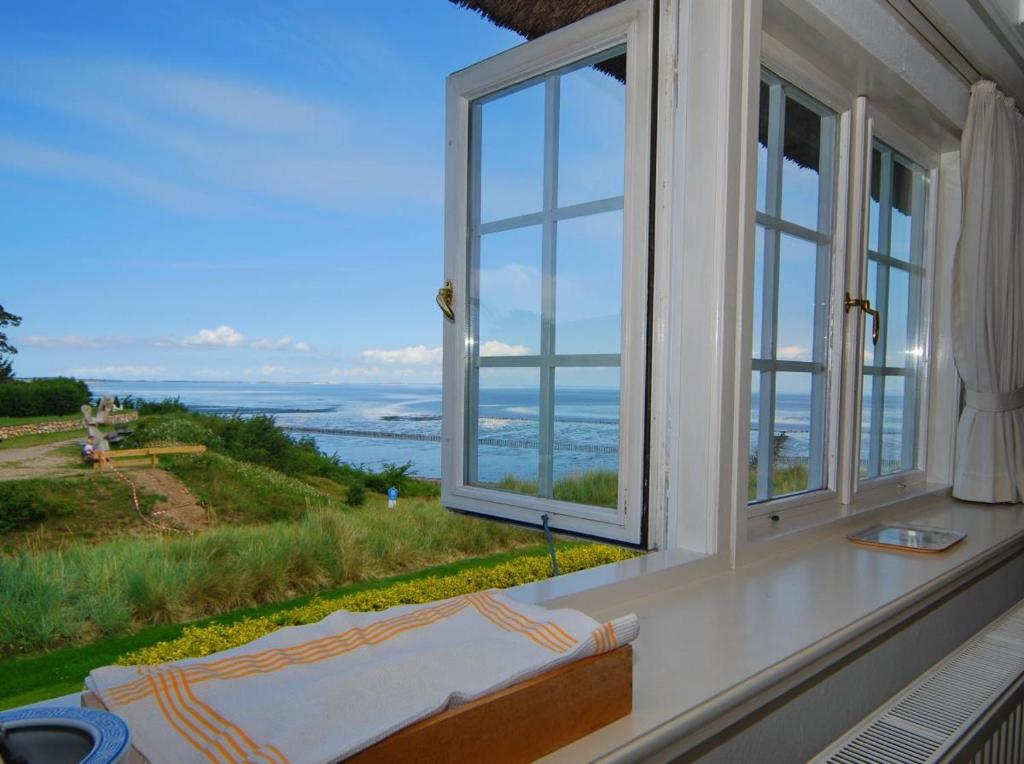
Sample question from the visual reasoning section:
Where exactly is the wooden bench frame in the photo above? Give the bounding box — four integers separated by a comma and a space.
94, 445, 207, 469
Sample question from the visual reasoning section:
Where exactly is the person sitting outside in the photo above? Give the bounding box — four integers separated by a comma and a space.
82, 435, 99, 463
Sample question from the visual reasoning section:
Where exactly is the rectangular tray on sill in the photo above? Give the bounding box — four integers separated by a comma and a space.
848, 523, 966, 553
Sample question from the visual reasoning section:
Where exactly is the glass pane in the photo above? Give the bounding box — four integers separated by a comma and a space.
752, 225, 764, 357
869, 147, 882, 253
555, 211, 622, 355
886, 267, 910, 368
881, 376, 907, 475
477, 227, 541, 355
469, 368, 540, 494
479, 83, 545, 223
552, 368, 620, 508
890, 160, 914, 262
776, 233, 819, 362
864, 259, 879, 367
859, 374, 878, 478
558, 50, 626, 208
780, 96, 822, 230
757, 80, 769, 213
772, 371, 816, 496
749, 371, 761, 501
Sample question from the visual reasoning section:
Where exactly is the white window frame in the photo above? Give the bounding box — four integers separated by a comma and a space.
440, 0, 654, 545
745, 36, 942, 526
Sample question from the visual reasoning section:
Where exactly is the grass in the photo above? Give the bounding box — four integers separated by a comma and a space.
0, 544, 568, 710
0, 429, 86, 450
0, 413, 85, 427
0, 476, 163, 552
0, 503, 539, 657
747, 462, 811, 501
494, 469, 619, 509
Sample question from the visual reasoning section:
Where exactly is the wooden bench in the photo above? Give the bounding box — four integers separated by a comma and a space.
82, 645, 633, 763
94, 445, 207, 470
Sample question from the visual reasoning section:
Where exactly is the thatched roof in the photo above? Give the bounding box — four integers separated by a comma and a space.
449, 0, 624, 39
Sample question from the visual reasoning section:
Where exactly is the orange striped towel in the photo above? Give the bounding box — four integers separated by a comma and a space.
86, 590, 638, 763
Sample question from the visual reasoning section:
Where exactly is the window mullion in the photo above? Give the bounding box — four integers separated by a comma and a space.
538, 74, 560, 499
901, 169, 927, 470
466, 102, 484, 486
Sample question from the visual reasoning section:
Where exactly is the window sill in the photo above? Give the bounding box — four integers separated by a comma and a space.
513, 494, 1024, 762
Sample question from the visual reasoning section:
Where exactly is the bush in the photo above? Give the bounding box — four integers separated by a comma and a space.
0, 482, 75, 534
0, 377, 91, 417
346, 480, 367, 507
136, 397, 189, 415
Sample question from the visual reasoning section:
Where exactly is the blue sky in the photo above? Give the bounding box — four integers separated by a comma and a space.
2, 1, 522, 382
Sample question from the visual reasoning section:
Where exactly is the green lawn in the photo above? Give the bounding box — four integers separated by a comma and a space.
0, 413, 84, 427
0, 544, 560, 710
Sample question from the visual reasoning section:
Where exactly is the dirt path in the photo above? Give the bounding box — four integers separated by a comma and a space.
127, 468, 208, 531
0, 438, 83, 480
0, 438, 208, 531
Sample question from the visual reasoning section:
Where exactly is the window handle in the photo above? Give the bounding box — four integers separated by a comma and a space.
436, 280, 455, 322
845, 292, 880, 345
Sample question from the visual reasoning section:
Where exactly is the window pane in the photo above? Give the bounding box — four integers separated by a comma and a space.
468, 368, 540, 494
477, 227, 541, 354
757, 80, 769, 213
772, 371, 818, 497
869, 148, 882, 253
776, 233, 820, 363
558, 51, 626, 207
749, 371, 761, 501
479, 84, 545, 223
553, 368, 619, 508
882, 376, 907, 475
859, 375, 876, 478
555, 211, 622, 355
890, 160, 914, 262
886, 267, 910, 368
780, 96, 822, 230
752, 225, 764, 357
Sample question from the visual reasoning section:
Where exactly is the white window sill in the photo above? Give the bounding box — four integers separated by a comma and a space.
510, 494, 1024, 763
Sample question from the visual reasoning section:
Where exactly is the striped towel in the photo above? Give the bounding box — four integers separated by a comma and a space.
86, 590, 638, 763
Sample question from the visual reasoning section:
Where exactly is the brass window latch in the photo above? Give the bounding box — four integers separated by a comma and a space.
436, 280, 455, 321
845, 292, 880, 345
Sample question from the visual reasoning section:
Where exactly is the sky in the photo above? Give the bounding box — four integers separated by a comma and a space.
1, 1, 523, 383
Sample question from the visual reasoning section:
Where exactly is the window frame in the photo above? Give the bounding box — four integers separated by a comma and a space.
745, 39, 942, 524
440, 0, 654, 545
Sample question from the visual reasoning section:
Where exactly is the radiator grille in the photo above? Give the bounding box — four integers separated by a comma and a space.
811, 599, 1024, 764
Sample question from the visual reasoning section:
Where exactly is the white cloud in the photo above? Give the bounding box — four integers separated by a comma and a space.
360, 345, 442, 365
480, 340, 532, 357
183, 325, 246, 347
249, 336, 313, 352
777, 345, 811, 362
70, 365, 166, 378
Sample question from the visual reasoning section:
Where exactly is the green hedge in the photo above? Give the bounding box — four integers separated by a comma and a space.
0, 378, 91, 417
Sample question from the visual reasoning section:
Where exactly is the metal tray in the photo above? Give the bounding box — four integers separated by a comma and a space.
847, 523, 966, 553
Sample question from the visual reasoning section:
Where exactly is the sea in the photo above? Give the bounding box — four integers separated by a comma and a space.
87, 381, 907, 482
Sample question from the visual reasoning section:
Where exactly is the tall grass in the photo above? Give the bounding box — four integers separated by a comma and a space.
495, 470, 618, 509
0, 504, 537, 656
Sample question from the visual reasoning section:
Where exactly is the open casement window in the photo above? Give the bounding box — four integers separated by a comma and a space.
440, 0, 653, 545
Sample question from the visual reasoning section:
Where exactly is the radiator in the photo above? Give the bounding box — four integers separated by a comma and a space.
810, 599, 1024, 764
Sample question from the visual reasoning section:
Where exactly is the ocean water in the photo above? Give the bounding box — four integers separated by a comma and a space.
88, 381, 907, 482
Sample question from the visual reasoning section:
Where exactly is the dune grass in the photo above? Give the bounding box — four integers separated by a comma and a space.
0, 544, 568, 710
494, 469, 619, 509
0, 503, 538, 657
747, 462, 811, 501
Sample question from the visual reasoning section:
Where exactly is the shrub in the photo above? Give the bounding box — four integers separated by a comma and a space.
346, 480, 367, 507
0, 484, 46, 533
136, 397, 189, 415
0, 377, 91, 417
119, 544, 638, 665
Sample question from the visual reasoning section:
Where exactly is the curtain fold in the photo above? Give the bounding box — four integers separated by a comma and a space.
952, 81, 1024, 503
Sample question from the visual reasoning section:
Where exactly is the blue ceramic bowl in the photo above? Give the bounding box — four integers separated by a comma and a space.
0, 705, 131, 764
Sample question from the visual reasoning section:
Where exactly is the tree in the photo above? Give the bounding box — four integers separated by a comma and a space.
0, 305, 22, 382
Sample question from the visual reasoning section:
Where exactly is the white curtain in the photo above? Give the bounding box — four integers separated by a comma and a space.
952, 81, 1024, 503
